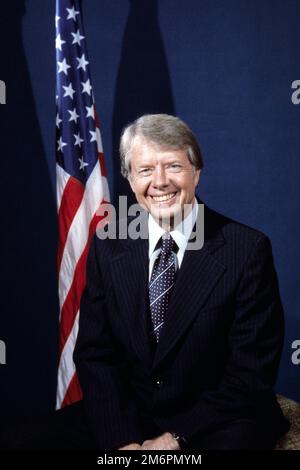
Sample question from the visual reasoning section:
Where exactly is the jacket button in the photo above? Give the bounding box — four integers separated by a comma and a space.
155, 379, 163, 388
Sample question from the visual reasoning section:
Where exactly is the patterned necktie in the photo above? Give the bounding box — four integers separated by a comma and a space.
149, 233, 177, 342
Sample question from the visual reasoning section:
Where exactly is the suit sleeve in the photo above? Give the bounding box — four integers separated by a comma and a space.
73, 236, 143, 449
167, 235, 285, 443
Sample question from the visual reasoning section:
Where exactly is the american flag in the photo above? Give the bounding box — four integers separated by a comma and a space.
55, 0, 110, 408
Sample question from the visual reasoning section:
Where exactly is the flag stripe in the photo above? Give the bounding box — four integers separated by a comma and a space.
58, 160, 109, 314
59, 209, 107, 354
56, 163, 71, 209
61, 372, 82, 408
56, 310, 80, 409
57, 176, 85, 271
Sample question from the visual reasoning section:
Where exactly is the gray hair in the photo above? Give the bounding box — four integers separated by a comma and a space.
119, 114, 204, 178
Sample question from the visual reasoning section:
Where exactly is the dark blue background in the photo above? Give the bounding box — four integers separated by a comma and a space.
0, 0, 299, 417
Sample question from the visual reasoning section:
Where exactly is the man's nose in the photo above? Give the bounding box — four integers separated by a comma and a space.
152, 166, 168, 188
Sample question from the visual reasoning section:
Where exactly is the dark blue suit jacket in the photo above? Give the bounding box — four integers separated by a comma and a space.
73, 204, 288, 449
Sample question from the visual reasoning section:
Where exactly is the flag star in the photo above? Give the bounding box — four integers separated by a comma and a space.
81, 79, 92, 95
68, 107, 79, 123
76, 53, 89, 71
71, 29, 85, 45
66, 6, 80, 21
56, 113, 62, 127
63, 82, 75, 99
86, 104, 95, 119
55, 15, 60, 28
89, 130, 97, 142
56, 33, 66, 51
78, 156, 89, 171
57, 58, 71, 75
57, 137, 67, 152
74, 132, 84, 146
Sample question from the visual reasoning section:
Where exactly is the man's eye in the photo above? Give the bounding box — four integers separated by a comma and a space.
139, 168, 152, 175
168, 164, 182, 171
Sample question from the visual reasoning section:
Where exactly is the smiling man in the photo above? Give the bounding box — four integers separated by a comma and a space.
0, 114, 289, 450
73, 114, 289, 450
121, 114, 201, 232
128, 147, 199, 231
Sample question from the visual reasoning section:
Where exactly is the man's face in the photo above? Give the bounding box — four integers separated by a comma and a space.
129, 140, 200, 225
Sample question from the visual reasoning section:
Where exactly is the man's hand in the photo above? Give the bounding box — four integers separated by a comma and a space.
118, 442, 142, 450
142, 432, 180, 450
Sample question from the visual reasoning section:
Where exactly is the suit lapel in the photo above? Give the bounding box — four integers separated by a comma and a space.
110, 236, 152, 368
153, 206, 227, 369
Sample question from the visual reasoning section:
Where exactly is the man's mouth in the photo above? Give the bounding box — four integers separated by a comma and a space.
150, 192, 177, 202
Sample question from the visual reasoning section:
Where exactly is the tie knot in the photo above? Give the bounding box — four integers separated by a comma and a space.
161, 233, 175, 255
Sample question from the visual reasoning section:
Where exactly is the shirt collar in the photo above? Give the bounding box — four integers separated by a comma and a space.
148, 200, 198, 258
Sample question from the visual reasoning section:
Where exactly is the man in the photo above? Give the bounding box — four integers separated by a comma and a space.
0, 114, 289, 450
73, 114, 289, 450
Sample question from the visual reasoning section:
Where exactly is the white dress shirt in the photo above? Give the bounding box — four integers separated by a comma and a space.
148, 202, 199, 280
